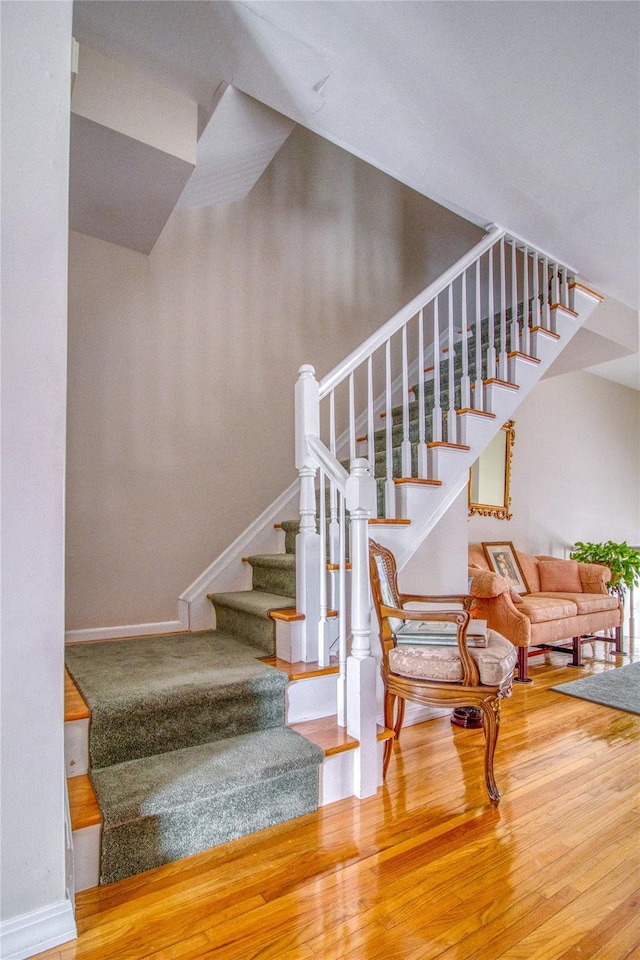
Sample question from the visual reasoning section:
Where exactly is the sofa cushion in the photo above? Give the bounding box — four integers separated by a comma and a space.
536, 592, 619, 615
538, 559, 583, 593
516, 595, 578, 623
516, 552, 539, 592
389, 631, 517, 686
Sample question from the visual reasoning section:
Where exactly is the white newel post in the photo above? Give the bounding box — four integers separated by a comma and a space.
295, 365, 322, 662
346, 458, 378, 799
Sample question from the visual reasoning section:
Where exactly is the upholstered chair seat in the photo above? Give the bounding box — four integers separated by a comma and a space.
389, 631, 517, 686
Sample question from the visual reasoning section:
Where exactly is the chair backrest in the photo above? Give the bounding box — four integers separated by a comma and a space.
369, 539, 404, 653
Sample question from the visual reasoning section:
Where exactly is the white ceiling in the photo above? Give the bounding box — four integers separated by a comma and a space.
72, 0, 639, 381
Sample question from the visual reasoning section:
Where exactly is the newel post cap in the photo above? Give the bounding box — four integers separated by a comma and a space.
346, 458, 377, 513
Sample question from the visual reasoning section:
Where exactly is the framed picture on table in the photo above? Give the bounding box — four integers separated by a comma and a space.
482, 541, 529, 594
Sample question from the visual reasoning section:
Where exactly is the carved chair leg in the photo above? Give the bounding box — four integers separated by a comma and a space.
480, 697, 501, 804
394, 697, 406, 742
383, 692, 396, 778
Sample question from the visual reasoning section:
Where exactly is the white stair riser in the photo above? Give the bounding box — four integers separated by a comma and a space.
319, 741, 386, 806
73, 825, 101, 893
286, 674, 337, 724
65, 718, 89, 778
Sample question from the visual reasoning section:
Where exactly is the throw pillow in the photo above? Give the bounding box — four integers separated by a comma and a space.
537, 559, 582, 593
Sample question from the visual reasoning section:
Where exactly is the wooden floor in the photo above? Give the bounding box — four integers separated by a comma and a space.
43, 644, 640, 960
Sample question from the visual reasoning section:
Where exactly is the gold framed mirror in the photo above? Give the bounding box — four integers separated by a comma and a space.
468, 421, 515, 520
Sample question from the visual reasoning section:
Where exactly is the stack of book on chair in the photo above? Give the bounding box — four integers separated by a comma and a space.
395, 619, 488, 648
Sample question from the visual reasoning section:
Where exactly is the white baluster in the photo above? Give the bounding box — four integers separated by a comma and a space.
366, 355, 376, 517
317, 470, 330, 667
384, 339, 395, 517
328, 391, 339, 564
499, 237, 508, 380
349, 372, 356, 463
401, 324, 411, 476
542, 256, 551, 329
417, 307, 428, 476
510, 239, 519, 354
336, 491, 347, 727
486, 245, 497, 379
551, 261, 560, 306
522, 245, 530, 355
460, 271, 471, 409
560, 267, 569, 307
532, 250, 541, 330
345, 458, 377, 799
294, 365, 322, 662
432, 297, 443, 441
447, 283, 457, 443
473, 259, 484, 409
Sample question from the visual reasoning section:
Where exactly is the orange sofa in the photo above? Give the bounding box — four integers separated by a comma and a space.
468, 543, 622, 682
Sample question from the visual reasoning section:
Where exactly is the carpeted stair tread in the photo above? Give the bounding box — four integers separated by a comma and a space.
247, 553, 296, 598
209, 589, 296, 654
279, 520, 299, 554
92, 726, 324, 883
210, 589, 295, 618
92, 727, 324, 822
66, 632, 289, 767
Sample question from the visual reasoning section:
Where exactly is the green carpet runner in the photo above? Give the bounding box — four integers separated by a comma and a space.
66, 632, 323, 884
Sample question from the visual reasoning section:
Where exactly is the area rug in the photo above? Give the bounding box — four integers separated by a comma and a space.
551, 662, 640, 716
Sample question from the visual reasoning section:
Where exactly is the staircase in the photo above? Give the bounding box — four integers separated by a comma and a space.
66, 223, 604, 890
182, 224, 603, 802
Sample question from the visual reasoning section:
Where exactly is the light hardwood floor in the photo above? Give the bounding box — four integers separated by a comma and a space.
41, 644, 639, 960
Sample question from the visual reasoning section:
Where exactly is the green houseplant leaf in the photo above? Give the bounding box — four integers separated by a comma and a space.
570, 540, 640, 593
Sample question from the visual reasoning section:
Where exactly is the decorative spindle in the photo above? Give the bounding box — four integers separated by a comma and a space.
432, 296, 443, 441
401, 324, 411, 476
487, 244, 497, 379
447, 283, 457, 443
417, 307, 428, 476
460, 271, 471, 409
499, 237, 508, 380
473, 258, 484, 409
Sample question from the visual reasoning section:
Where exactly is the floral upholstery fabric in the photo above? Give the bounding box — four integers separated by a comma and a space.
515, 595, 578, 623
535, 592, 619, 615
389, 631, 517, 686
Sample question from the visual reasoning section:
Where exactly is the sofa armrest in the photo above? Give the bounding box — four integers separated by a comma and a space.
472, 593, 531, 647
577, 562, 611, 595
468, 569, 509, 599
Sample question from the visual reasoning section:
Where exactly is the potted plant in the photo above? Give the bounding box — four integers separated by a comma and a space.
570, 540, 640, 601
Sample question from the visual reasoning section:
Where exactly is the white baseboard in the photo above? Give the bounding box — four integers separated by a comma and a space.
65, 617, 187, 644
1, 899, 76, 960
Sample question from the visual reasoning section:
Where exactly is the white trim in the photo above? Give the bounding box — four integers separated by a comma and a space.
1, 899, 76, 960
65, 618, 186, 644
179, 478, 300, 603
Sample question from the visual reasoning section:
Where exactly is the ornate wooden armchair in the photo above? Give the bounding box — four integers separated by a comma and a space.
369, 539, 517, 803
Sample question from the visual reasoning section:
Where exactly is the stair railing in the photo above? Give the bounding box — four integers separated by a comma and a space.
313, 225, 574, 518
296, 365, 378, 798
295, 224, 575, 798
